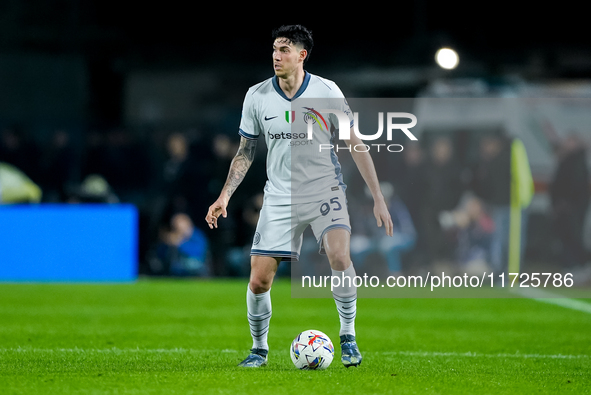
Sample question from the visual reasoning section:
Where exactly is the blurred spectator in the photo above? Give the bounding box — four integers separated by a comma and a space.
0, 162, 42, 203
423, 136, 464, 267
157, 131, 210, 221
546, 129, 590, 270
349, 182, 416, 276
82, 128, 151, 204
0, 125, 41, 183
439, 195, 495, 275
473, 134, 512, 205
40, 129, 78, 202
471, 134, 511, 275
147, 212, 209, 276
377, 189, 417, 275
82, 130, 107, 178
394, 142, 429, 271
66, 174, 119, 204
162, 132, 190, 184
471, 132, 532, 276
147, 132, 189, 234
106, 128, 151, 203
144, 131, 214, 272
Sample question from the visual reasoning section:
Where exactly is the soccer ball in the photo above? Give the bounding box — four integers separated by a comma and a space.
290, 329, 334, 370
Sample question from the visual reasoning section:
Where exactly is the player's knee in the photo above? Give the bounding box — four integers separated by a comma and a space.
327, 250, 351, 271
249, 256, 278, 293
249, 277, 273, 294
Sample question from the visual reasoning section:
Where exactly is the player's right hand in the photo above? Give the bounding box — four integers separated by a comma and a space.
205, 197, 228, 229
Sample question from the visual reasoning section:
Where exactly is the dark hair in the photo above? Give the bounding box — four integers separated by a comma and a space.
271, 25, 314, 63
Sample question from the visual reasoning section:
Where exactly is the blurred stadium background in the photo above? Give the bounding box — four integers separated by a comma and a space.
0, 2, 590, 283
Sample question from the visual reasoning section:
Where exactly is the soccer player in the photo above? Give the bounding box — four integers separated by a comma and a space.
205, 25, 393, 368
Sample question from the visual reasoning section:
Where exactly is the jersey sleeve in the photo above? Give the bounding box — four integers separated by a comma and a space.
329, 84, 354, 130
238, 89, 261, 140
340, 97, 354, 129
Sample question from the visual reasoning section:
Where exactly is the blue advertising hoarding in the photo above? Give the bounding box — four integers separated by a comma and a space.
0, 204, 138, 282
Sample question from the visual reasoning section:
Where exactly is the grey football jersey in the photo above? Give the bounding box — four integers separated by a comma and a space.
239, 71, 354, 205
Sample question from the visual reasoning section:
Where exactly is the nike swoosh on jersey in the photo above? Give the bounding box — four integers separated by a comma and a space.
332, 218, 343, 222
264, 116, 278, 121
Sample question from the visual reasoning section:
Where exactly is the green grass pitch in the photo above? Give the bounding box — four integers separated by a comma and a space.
1, 278, 590, 394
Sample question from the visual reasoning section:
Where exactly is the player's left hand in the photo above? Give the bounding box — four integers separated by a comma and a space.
205, 195, 228, 230
373, 198, 393, 236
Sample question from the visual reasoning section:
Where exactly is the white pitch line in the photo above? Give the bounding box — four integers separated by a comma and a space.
0, 348, 216, 354
1, 348, 588, 360
514, 287, 591, 314
377, 351, 590, 360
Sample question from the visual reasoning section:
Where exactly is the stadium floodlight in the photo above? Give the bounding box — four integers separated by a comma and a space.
435, 47, 459, 69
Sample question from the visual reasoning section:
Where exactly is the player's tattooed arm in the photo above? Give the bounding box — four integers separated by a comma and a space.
222, 137, 257, 200
206, 136, 257, 229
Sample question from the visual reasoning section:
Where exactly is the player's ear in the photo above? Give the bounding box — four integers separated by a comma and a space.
299, 49, 307, 63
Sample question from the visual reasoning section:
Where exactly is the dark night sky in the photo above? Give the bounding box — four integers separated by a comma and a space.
8, 1, 585, 68
105, 3, 588, 64
1, 1, 588, 125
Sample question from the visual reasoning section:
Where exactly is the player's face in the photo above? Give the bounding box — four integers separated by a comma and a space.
273, 38, 306, 78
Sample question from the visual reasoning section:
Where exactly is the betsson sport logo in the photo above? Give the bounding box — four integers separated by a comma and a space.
267, 109, 326, 147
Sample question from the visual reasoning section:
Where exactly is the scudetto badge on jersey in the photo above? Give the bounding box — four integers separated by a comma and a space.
285, 110, 295, 123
